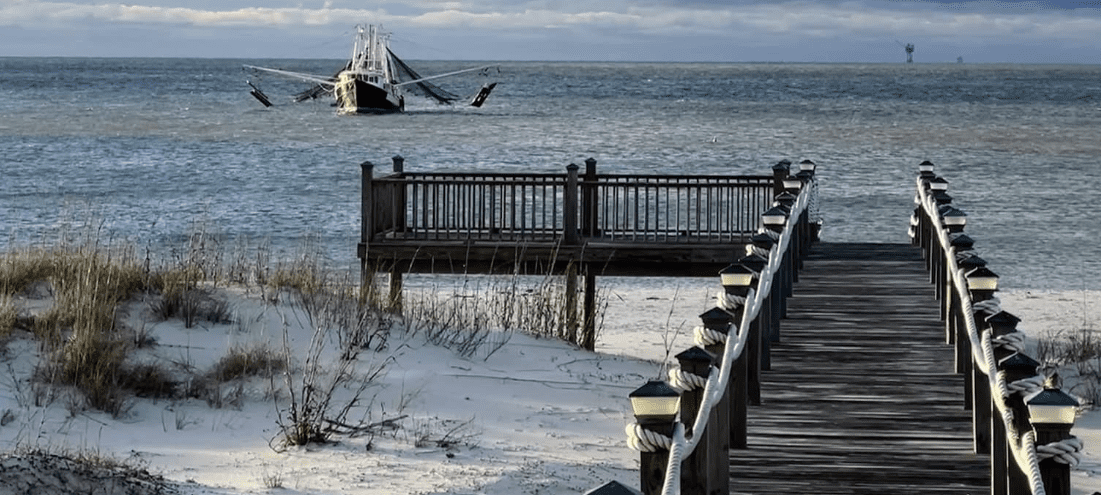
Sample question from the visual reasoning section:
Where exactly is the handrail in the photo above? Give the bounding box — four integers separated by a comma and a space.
912, 163, 1084, 495
362, 159, 777, 245
622, 161, 817, 495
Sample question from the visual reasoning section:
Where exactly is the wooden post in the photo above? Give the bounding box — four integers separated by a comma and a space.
392, 155, 407, 233
581, 270, 597, 351
771, 160, 790, 197
564, 164, 580, 245
583, 157, 598, 237
972, 326, 992, 454
1000, 352, 1041, 495
565, 263, 579, 345
987, 311, 1021, 495
699, 308, 738, 450
639, 420, 675, 495
360, 161, 374, 290
676, 346, 717, 495
630, 381, 681, 495
1035, 421, 1075, 495
388, 270, 403, 313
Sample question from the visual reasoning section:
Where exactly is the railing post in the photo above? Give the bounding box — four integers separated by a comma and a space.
1028, 381, 1080, 495
988, 310, 1023, 495
392, 154, 407, 233
1001, 352, 1041, 495
771, 159, 791, 197
582, 157, 598, 237
676, 346, 718, 495
629, 381, 681, 495
565, 164, 580, 245
700, 307, 739, 450
360, 161, 375, 289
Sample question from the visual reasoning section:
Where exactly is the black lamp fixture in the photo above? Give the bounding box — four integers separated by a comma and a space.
761, 206, 788, 232
629, 380, 681, 423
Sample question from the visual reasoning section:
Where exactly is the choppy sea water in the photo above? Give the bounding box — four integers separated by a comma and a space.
1, 58, 1099, 290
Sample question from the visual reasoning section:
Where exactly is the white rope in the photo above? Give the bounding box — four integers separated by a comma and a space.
1036, 436, 1085, 467
1007, 374, 1046, 397
625, 423, 673, 452
746, 243, 772, 258
916, 176, 1090, 495
693, 325, 727, 347
717, 290, 746, 312
647, 182, 811, 495
992, 331, 1028, 353
1017, 430, 1049, 495
972, 297, 1002, 316
668, 367, 710, 392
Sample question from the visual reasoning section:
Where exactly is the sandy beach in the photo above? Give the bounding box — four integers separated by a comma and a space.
0, 277, 1098, 494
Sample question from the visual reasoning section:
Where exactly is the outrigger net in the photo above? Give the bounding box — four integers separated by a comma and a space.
387, 49, 460, 104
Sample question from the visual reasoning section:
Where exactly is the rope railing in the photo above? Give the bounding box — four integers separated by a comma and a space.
912, 161, 1084, 495
616, 159, 817, 495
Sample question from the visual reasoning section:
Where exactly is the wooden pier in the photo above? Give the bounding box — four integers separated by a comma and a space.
356, 157, 1084, 495
727, 242, 989, 494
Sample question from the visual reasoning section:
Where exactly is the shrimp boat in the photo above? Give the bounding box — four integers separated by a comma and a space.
245, 24, 497, 114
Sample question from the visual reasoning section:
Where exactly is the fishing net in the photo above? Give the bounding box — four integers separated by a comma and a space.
387, 49, 460, 104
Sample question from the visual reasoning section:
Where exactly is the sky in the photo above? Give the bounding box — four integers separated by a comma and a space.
1, 0, 1100, 62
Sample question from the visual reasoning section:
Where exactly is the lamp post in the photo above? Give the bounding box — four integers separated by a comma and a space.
1027, 380, 1079, 495
722, 262, 763, 406
697, 307, 737, 451
630, 380, 680, 495
966, 266, 999, 302
942, 207, 967, 233
1000, 352, 1042, 495
782, 176, 802, 195
918, 160, 935, 179
772, 159, 792, 196
798, 159, 816, 174
675, 346, 719, 495
761, 206, 788, 233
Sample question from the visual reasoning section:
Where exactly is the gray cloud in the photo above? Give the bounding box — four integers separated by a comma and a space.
1, 0, 1099, 60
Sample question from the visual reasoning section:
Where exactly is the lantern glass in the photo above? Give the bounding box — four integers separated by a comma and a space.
1027, 404, 1077, 425
799, 160, 816, 172
1027, 388, 1079, 424
783, 178, 802, 190
966, 267, 999, 291
721, 272, 755, 287
762, 208, 788, 226
942, 210, 967, 227
629, 381, 680, 419
720, 264, 756, 288
967, 276, 999, 291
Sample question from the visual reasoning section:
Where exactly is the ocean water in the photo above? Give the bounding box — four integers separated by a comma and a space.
1, 58, 1099, 290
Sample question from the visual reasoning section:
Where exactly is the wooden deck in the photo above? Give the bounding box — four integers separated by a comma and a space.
728, 242, 989, 494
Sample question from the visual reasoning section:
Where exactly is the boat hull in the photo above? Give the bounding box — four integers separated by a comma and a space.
334, 72, 404, 114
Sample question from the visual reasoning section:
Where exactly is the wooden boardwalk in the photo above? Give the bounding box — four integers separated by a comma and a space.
728, 242, 989, 494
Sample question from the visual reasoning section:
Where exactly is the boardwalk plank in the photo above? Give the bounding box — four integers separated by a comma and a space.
728, 242, 988, 495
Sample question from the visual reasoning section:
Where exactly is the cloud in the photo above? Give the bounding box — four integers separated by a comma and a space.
1, 0, 1100, 60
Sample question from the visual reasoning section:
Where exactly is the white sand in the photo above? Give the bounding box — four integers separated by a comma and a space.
0, 282, 1097, 494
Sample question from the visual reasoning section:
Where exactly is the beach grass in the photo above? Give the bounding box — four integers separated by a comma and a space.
0, 221, 605, 435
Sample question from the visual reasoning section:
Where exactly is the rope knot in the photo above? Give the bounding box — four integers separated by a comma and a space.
1036, 436, 1084, 467
693, 325, 728, 347
625, 423, 673, 452
716, 290, 746, 312
991, 331, 1027, 353
668, 367, 709, 392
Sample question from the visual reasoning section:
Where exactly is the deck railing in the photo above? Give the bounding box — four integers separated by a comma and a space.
912, 161, 1084, 495
361, 157, 780, 246
597, 161, 817, 495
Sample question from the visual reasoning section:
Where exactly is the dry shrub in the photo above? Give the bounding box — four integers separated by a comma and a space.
0, 296, 16, 338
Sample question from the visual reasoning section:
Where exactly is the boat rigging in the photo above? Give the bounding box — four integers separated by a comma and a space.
244, 25, 499, 114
